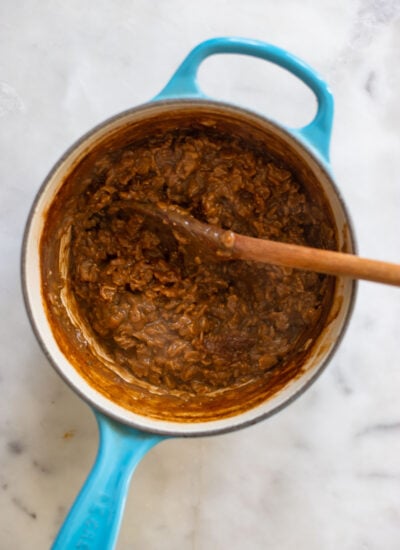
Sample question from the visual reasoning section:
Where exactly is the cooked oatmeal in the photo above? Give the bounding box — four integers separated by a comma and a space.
58, 125, 336, 396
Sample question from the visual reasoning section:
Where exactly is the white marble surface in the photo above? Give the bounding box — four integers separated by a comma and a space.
1, 1, 400, 548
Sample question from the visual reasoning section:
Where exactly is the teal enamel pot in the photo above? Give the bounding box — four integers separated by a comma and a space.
22, 37, 356, 549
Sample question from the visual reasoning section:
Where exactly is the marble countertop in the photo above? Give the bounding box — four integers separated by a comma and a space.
1, 1, 400, 548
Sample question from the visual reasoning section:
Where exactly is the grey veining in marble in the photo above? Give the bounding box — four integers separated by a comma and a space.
1, 1, 399, 549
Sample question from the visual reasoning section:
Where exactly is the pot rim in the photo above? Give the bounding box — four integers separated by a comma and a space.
21, 97, 358, 436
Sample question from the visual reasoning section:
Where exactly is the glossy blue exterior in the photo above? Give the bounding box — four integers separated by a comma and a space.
52, 412, 164, 549
52, 37, 335, 549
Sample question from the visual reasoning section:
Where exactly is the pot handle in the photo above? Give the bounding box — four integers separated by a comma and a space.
51, 411, 164, 550
155, 37, 334, 160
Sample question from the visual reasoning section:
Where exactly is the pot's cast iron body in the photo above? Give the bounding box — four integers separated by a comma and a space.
22, 38, 356, 550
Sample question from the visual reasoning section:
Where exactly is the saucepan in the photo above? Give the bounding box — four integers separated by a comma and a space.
22, 37, 356, 549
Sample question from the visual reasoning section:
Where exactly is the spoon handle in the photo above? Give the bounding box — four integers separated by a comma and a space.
234, 234, 400, 286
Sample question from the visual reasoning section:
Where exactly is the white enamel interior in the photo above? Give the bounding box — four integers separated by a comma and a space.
22, 101, 356, 436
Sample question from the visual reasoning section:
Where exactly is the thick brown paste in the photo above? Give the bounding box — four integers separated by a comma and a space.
41, 107, 340, 421
61, 125, 336, 397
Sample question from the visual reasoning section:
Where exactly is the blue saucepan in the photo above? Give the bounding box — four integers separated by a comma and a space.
22, 37, 356, 549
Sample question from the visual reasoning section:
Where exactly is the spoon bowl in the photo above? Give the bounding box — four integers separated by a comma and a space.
118, 200, 400, 287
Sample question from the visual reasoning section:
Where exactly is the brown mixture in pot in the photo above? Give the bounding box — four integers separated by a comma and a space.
62, 125, 336, 397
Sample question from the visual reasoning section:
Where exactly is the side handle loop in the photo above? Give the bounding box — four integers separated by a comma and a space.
155, 37, 334, 160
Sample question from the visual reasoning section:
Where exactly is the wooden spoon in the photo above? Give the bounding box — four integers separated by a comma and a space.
111, 200, 400, 287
